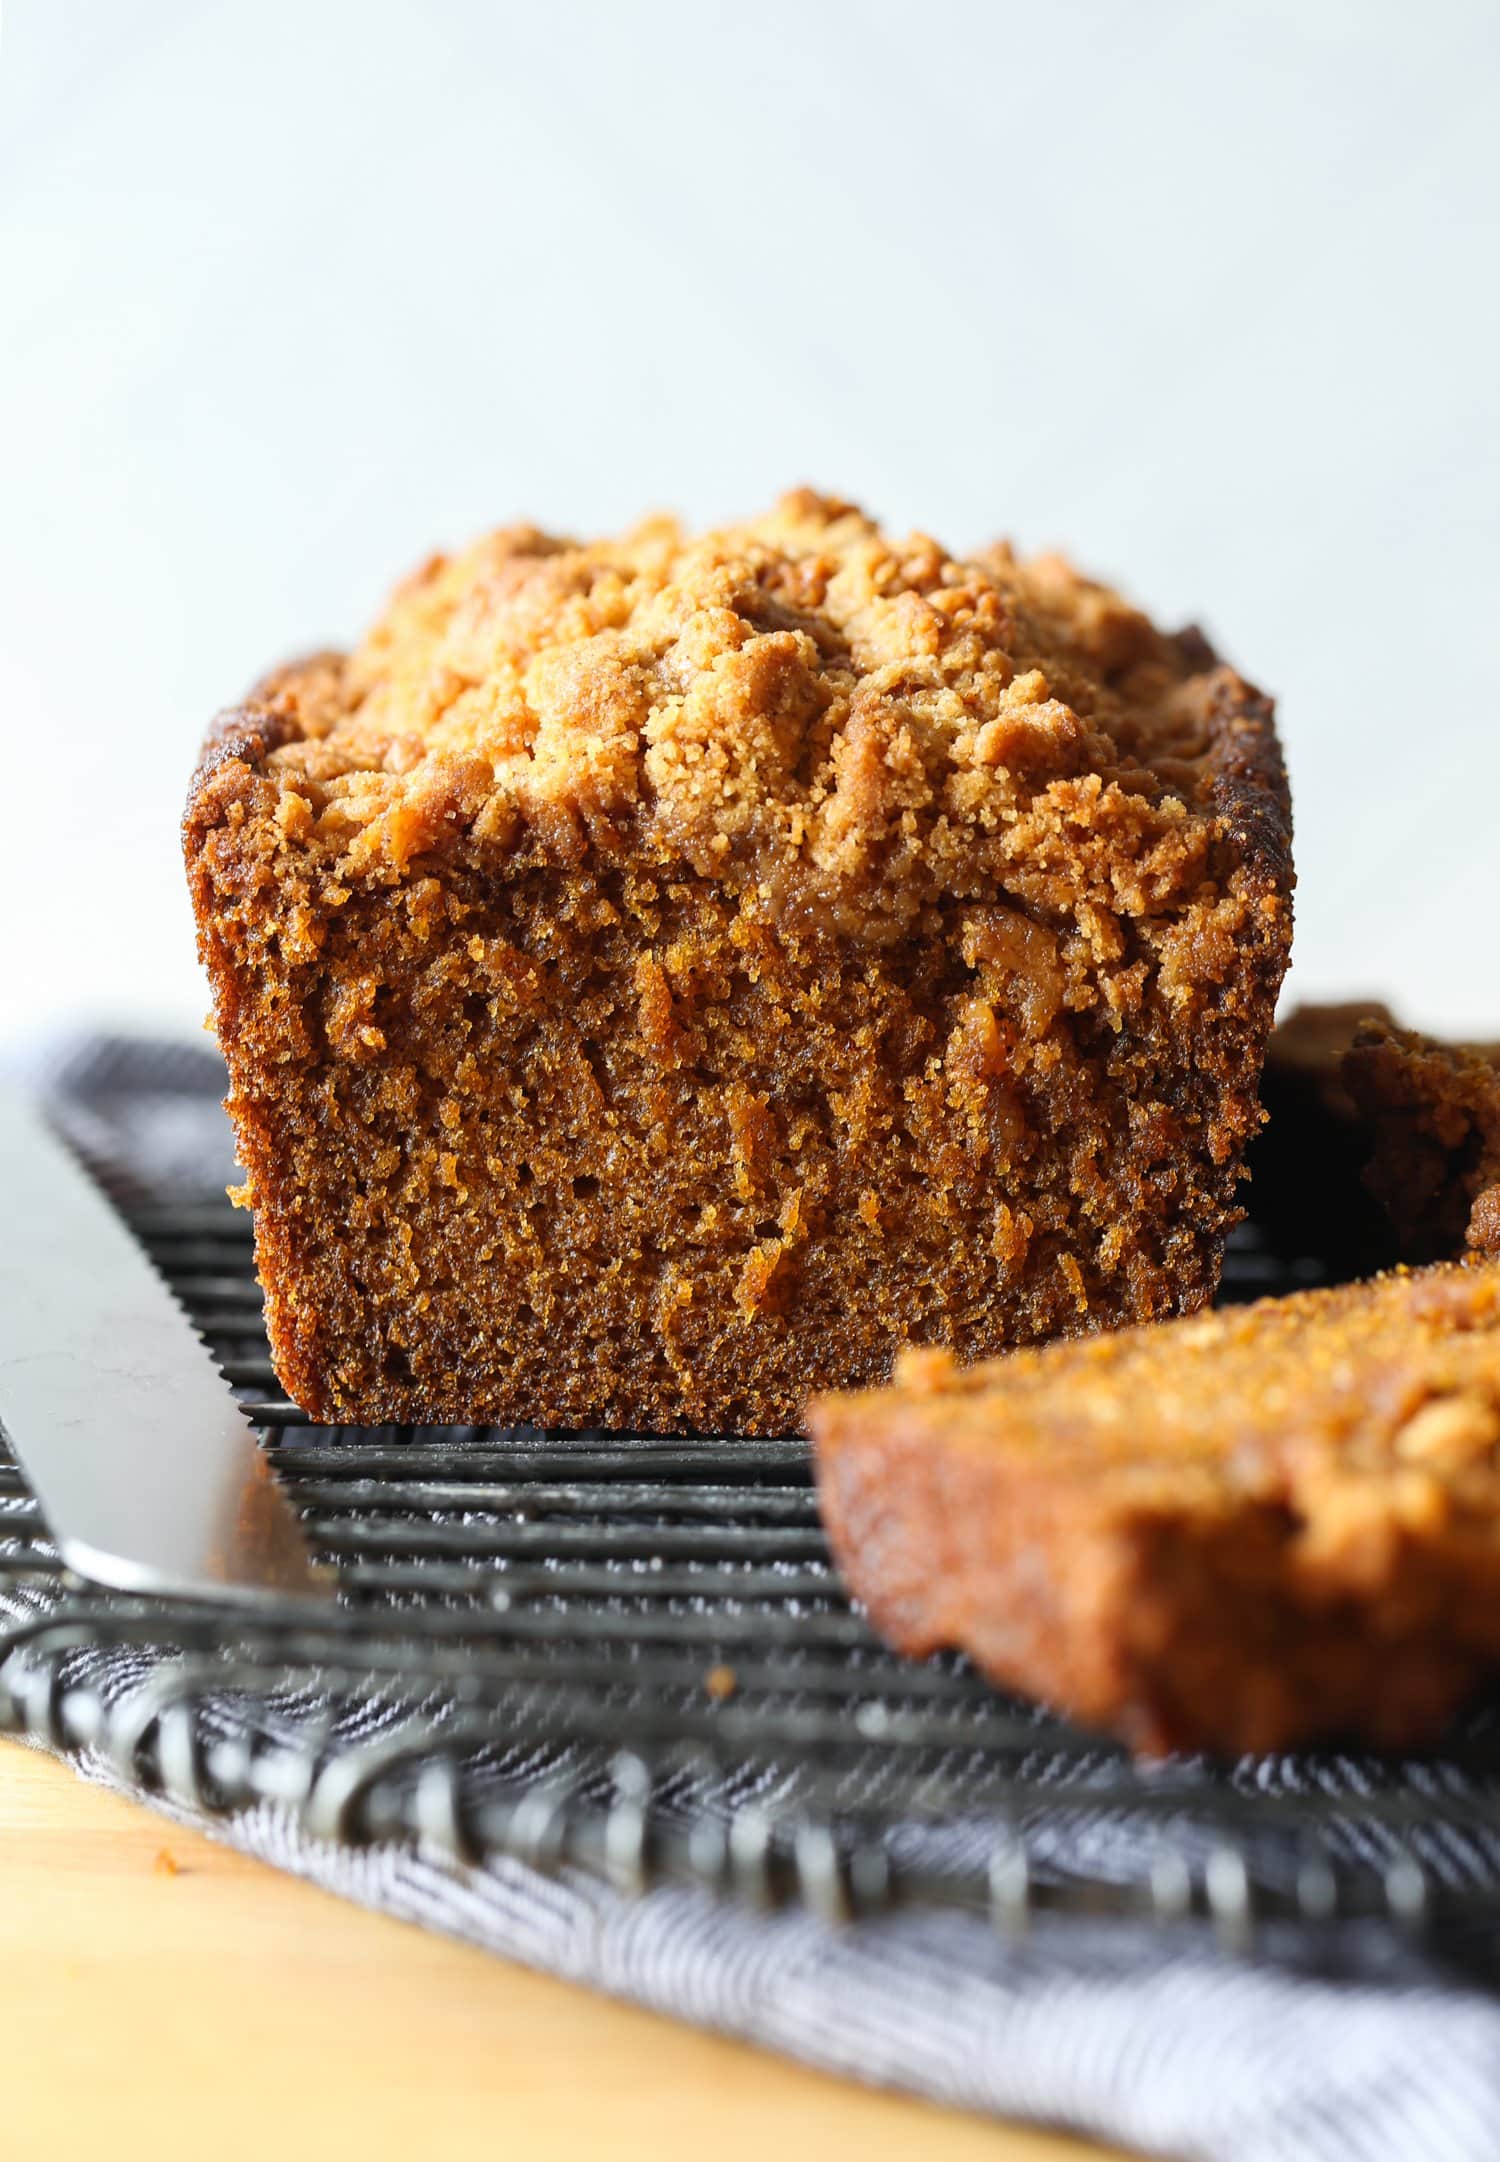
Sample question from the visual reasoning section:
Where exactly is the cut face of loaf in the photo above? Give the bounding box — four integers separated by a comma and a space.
183, 492, 1292, 1433
810, 1261, 1500, 1756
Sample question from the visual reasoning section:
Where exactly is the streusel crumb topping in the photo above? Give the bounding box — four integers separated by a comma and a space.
254, 491, 1243, 924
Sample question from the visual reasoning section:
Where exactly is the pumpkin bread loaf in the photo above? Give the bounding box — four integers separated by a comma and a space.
184, 493, 1292, 1432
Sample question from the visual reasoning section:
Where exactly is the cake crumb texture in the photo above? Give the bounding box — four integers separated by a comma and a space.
811, 1260, 1500, 1754
185, 492, 1292, 1432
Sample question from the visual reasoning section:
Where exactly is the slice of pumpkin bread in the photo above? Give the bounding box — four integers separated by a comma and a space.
811, 1261, 1500, 1754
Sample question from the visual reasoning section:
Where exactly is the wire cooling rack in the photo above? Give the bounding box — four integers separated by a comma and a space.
6, 1165, 1500, 1963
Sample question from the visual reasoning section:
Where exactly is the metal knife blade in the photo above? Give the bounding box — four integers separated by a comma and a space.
0, 1089, 333, 1604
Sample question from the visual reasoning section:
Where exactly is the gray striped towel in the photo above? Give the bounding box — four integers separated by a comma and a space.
7, 1033, 1500, 2162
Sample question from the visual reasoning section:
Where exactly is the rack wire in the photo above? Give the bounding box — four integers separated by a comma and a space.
6, 1172, 1500, 1962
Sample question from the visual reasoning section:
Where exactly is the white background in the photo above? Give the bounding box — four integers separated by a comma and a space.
1, 0, 1495, 1047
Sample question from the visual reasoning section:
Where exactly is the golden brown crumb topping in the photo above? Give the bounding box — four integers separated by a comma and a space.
878, 1262, 1500, 1535
247, 491, 1250, 931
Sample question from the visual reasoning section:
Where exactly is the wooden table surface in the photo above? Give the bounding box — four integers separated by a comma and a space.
1, 1745, 1121, 2161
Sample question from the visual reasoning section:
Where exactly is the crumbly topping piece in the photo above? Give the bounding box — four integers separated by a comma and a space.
240, 492, 1257, 919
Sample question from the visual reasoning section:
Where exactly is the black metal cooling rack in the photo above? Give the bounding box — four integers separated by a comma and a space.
6, 1173, 1500, 1964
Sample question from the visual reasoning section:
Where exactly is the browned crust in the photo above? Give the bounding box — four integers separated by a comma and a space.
184, 652, 346, 831
1199, 673, 1291, 904
809, 1262, 1500, 1756
186, 706, 295, 814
